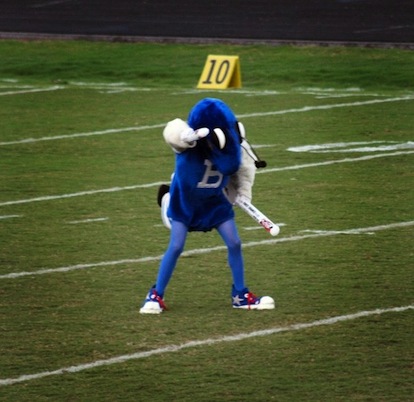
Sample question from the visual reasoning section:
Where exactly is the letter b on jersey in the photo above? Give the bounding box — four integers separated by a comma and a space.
197, 160, 223, 188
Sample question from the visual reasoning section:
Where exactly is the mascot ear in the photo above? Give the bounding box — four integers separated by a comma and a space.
211, 128, 226, 149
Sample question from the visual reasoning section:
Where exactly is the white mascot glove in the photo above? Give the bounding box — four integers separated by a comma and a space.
163, 118, 209, 153
180, 127, 209, 144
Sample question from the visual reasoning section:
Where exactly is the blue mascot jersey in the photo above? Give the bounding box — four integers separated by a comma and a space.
168, 151, 233, 231
167, 98, 242, 232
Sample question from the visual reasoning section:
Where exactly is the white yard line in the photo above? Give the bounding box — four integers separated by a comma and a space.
0, 124, 165, 146
67, 217, 108, 224
256, 150, 414, 174
0, 214, 22, 220
0, 182, 166, 207
0, 86, 63, 96
1, 95, 412, 146
237, 95, 414, 119
1, 220, 412, 280
1, 150, 413, 207
0, 304, 412, 386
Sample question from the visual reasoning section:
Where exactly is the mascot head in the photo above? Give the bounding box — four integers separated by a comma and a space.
187, 98, 241, 175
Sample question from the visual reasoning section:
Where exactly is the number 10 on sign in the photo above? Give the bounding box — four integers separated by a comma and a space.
197, 55, 242, 89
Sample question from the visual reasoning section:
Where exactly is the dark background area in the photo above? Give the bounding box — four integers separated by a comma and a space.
0, 0, 413, 45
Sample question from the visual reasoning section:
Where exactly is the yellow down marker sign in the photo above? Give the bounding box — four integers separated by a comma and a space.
197, 55, 242, 89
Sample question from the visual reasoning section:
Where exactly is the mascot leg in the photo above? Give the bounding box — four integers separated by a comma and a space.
140, 220, 188, 314
217, 219, 245, 291
217, 218, 275, 310
155, 220, 188, 294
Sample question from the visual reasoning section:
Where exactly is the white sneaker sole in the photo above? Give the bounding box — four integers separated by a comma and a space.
139, 301, 164, 314
233, 296, 275, 310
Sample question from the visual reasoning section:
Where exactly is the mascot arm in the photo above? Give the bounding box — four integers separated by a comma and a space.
226, 143, 256, 203
163, 118, 209, 153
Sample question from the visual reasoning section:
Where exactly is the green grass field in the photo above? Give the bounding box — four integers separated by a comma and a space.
0, 40, 413, 401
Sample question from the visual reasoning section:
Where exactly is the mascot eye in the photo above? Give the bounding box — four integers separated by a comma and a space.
212, 128, 226, 149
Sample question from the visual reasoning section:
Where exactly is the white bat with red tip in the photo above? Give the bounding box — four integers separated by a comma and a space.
235, 195, 280, 236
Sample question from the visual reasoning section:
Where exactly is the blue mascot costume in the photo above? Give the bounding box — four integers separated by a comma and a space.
140, 98, 275, 313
